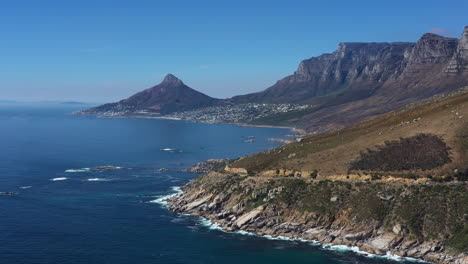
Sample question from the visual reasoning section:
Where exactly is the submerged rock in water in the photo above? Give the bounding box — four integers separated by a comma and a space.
0, 192, 17, 195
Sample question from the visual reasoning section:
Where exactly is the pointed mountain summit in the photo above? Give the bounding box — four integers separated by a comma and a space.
160, 73, 184, 86
82, 74, 219, 115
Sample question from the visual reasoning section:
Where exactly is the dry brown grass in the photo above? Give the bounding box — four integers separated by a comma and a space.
231, 90, 468, 180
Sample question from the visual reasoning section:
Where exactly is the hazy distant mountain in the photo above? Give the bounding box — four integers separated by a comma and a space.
81, 74, 219, 115
231, 26, 468, 133
60, 101, 90, 105
82, 27, 468, 134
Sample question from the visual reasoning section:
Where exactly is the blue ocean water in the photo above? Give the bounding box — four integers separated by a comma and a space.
0, 103, 413, 264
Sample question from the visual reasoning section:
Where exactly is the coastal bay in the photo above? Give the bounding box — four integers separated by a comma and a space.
0, 103, 407, 264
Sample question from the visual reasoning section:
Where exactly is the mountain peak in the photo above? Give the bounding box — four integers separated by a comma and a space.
462, 26, 468, 41
82, 72, 218, 115
161, 74, 183, 86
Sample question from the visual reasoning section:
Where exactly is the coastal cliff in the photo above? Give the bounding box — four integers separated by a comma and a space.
168, 172, 467, 263
167, 87, 468, 263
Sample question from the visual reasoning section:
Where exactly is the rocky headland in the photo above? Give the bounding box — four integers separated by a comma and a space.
167, 172, 467, 264
78, 26, 468, 263
165, 87, 468, 264
185, 159, 234, 174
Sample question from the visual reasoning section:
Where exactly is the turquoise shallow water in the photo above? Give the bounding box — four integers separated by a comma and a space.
0, 103, 414, 264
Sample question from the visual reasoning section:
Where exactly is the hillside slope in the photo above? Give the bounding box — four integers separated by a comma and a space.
167, 89, 468, 263
229, 87, 468, 182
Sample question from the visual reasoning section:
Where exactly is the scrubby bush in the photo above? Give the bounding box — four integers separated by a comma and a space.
310, 170, 318, 179
454, 168, 468, 181
350, 134, 451, 171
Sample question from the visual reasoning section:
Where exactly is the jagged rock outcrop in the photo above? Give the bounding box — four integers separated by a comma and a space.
405, 33, 457, 65
168, 172, 468, 264
232, 26, 468, 133
446, 26, 468, 73
80, 74, 219, 115
232, 42, 414, 104
186, 159, 233, 174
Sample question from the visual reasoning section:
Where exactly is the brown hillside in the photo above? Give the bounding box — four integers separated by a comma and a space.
229, 87, 468, 182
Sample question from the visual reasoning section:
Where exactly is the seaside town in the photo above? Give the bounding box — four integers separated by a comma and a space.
165, 103, 312, 123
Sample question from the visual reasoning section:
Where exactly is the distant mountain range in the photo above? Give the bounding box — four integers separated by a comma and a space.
231, 26, 468, 133
0, 100, 90, 105
81, 26, 468, 133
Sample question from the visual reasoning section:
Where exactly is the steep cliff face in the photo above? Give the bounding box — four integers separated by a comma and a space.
168, 173, 468, 264
232, 42, 414, 104
81, 74, 219, 115
233, 27, 468, 133
405, 33, 457, 65
446, 26, 468, 73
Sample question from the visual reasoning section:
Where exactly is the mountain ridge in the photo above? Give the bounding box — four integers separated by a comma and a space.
229, 26, 468, 133
82, 26, 468, 134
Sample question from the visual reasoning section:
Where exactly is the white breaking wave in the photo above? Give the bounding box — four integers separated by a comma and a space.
50, 177, 68, 181
148, 187, 183, 207
196, 216, 428, 263
161, 148, 176, 151
19, 186, 32, 189
322, 243, 374, 256
65, 168, 91, 173
86, 178, 109, 182
235, 230, 256, 236
321, 243, 427, 262
198, 217, 224, 231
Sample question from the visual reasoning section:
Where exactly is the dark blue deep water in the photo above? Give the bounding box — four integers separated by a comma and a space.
0, 103, 414, 264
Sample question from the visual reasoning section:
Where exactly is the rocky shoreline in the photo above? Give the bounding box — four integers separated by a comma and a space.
166, 172, 467, 264
185, 159, 233, 174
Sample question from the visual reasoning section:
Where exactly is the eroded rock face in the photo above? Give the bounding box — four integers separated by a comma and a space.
224, 165, 248, 174
235, 27, 468, 106
232, 26, 468, 134
406, 33, 458, 65
446, 26, 468, 73
186, 159, 233, 173
167, 173, 468, 264
235, 41, 415, 103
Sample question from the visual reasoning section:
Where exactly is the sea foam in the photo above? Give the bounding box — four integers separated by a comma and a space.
149, 186, 183, 207
197, 216, 428, 263
160, 148, 176, 151
152, 186, 428, 263
86, 178, 109, 182
65, 168, 90, 173
50, 177, 68, 181
321, 243, 427, 262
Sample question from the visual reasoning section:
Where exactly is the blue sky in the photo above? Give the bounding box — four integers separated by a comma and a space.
1, 0, 467, 102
